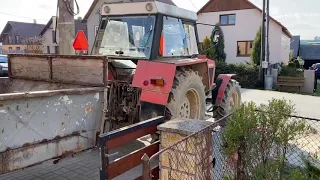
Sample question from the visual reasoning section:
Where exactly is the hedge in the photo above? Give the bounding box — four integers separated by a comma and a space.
215, 61, 263, 89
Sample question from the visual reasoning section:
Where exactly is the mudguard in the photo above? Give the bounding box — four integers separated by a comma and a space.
215, 74, 236, 104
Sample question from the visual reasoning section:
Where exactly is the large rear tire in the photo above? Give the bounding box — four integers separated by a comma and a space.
167, 69, 206, 120
212, 79, 241, 120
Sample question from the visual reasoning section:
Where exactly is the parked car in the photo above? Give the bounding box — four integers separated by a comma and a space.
0, 55, 8, 77
310, 63, 320, 79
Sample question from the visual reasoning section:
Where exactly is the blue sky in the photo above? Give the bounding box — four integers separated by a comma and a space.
0, 0, 319, 39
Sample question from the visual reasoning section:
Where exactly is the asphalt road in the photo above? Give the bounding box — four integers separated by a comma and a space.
241, 88, 320, 119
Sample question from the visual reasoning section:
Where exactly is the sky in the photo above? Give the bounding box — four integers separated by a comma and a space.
0, 0, 319, 39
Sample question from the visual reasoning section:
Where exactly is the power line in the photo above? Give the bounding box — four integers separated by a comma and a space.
0, 12, 48, 21
188, 0, 198, 10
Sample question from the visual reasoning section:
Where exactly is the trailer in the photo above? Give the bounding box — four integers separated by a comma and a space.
0, 55, 107, 173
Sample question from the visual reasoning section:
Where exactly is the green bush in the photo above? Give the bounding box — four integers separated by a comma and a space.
215, 61, 262, 89
280, 66, 304, 77
294, 59, 301, 68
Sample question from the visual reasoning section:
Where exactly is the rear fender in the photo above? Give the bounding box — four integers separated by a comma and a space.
132, 60, 176, 105
215, 74, 236, 104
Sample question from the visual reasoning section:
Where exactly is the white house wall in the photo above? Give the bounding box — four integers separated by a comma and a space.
197, 9, 289, 64
42, 23, 59, 54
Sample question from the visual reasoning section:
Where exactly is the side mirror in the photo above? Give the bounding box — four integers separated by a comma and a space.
211, 29, 220, 45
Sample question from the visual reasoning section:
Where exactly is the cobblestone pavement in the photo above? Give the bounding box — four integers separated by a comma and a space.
0, 138, 151, 180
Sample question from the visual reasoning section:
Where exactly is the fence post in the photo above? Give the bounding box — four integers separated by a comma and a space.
141, 154, 151, 180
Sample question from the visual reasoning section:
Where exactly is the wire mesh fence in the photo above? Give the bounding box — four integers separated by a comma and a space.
145, 112, 320, 180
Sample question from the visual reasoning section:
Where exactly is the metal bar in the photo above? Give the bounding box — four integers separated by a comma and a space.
99, 116, 164, 141
107, 141, 159, 179
99, 145, 107, 180
141, 154, 151, 180
106, 125, 158, 150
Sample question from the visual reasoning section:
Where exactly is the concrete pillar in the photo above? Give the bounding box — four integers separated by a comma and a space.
301, 70, 315, 93
157, 119, 214, 180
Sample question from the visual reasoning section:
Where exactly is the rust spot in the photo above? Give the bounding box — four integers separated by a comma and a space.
61, 122, 65, 126
1, 128, 4, 134
53, 135, 61, 140
22, 143, 31, 147
41, 139, 48, 143
0, 104, 3, 108
71, 131, 80, 136
81, 130, 87, 133
85, 107, 93, 113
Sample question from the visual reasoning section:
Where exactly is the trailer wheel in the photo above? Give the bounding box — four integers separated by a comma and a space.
212, 79, 241, 119
167, 69, 206, 120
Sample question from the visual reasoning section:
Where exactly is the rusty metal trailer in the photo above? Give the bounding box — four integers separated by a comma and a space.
0, 55, 108, 174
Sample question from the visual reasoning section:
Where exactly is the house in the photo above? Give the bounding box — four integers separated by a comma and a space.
82, 0, 176, 54
0, 21, 45, 53
290, 35, 320, 68
197, 0, 292, 65
40, 17, 87, 54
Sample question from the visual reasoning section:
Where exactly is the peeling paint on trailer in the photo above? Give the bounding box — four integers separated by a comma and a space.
0, 131, 94, 173
0, 90, 103, 173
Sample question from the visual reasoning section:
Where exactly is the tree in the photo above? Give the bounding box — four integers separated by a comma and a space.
199, 36, 215, 59
210, 23, 226, 61
22, 36, 44, 54
251, 26, 262, 65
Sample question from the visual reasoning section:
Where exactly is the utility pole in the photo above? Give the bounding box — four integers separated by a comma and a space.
260, 0, 266, 82
266, 0, 270, 74
58, 0, 75, 55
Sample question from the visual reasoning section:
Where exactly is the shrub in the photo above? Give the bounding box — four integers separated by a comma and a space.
210, 24, 226, 61
280, 66, 304, 77
199, 36, 215, 59
222, 99, 312, 180
215, 61, 262, 89
294, 59, 301, 68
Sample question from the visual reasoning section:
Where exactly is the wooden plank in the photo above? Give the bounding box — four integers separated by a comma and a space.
135, 166, 160, 180
107, 142, 159, 180
9, 56, 50, 80
277, 83, 304, 86
106, 125, 158, 150
52, 57, 104, 85
278, 76, 304, 80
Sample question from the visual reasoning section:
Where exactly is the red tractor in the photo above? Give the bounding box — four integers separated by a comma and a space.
92, 1, 241, 131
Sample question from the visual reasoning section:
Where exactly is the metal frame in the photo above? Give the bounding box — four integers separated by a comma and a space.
99, 116, 164, 180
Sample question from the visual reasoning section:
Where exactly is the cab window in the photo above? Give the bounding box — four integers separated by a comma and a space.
159, 16, 198, 57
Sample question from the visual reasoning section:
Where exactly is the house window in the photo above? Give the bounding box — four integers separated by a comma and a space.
220, 14, 236, 25
47, 46, 50, 54
55, 46, 59, 54
237, 41, 253, 56
16, 47, 20, 50
8, 36, 12, 44
9, 47, 12, 50
15, 35, 20, 44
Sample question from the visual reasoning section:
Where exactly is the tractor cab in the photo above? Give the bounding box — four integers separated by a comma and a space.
92, 1, 200, 62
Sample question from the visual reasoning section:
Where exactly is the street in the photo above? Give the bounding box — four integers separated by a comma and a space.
241, 88, 320, 119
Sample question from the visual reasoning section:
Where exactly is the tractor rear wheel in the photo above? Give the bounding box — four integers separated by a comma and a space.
212, 79, 241, 120
167, 69, 206, 120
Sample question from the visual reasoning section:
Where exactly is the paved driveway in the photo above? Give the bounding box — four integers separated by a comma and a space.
241, 88, 320, 119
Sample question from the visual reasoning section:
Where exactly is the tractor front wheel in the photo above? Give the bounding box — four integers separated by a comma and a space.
167, 69, 206, 120
212, 79, 241, 120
